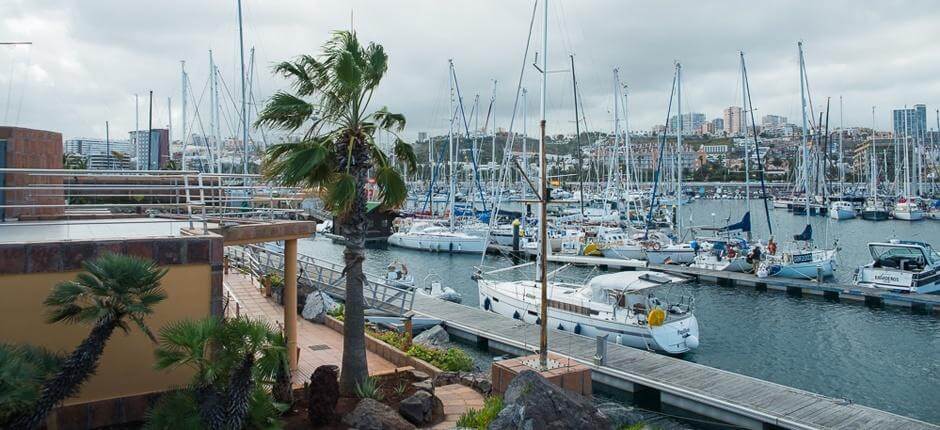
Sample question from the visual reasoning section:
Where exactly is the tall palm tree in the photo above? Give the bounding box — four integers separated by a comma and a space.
256, 30, 416, 395
13, 254, 167, 429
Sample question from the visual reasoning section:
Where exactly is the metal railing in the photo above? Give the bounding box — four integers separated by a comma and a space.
225, 244, 415, 316
0, 168, 309, 233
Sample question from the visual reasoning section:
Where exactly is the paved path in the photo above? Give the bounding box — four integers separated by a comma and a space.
223, 273, 398, 385
429, 384, 485, 430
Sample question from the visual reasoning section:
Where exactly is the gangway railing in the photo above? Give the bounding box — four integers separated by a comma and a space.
225, 244, 415, 316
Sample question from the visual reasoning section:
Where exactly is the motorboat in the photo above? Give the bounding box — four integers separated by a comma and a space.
387, 221, 487, 253
384, 260, 414, 288
477, 270, 699, 354
419, 274, 462, 303
828, 201, 856, 220
854, 240, 940, 294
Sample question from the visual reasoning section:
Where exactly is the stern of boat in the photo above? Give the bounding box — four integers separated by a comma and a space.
651, 314, 700, 354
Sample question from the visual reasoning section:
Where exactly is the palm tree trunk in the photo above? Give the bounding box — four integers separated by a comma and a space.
224, 353, 255, 430
13, 316, 118, 430
338, 141, 370, 396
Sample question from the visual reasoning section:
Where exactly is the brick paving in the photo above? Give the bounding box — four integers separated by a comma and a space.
223, 273, 397, 385
429, 384, 485, 430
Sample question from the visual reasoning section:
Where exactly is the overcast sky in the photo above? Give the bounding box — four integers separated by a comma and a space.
2, 0, 940, 143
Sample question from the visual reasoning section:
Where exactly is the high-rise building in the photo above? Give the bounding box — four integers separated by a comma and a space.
723, 106, 744, 136
417, 131, 428, 142
668, 113, 705, 136
892, 104, 927, 141
711, 118, 724, 133
65, 138, 133, 170
128, 129, 170, 170
761, 114, 787, 127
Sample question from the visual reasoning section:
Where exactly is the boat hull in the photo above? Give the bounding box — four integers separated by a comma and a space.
828, 208, 856, 220
861, 210, 889, 221
388, 233, 487, 253
893, 210, 925, 221
645, 247, 696, 264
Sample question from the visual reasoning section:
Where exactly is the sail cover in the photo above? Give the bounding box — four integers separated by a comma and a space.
720, 212, 751, 233
793, 224, 813, 241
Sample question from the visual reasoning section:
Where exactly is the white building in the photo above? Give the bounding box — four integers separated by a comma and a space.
64, 138, 133, 170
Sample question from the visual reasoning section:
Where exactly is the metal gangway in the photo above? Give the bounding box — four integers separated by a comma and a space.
226, 244, 415, 316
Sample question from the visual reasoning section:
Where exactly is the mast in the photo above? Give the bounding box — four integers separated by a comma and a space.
623, 83, 633, 191
676, 62, 683, 235
570, 54, 584, 216
610, 68, 620, 205
839, 96, 844, 194
167, 97, 172, 166
181, 60, 188, 170
105, 121, 110, 170
134, 93, 139, 168
740, 52, 750, 212
237, 0, 249, 174
871, 106, 878, 195
521, 88, 528, 198
798, 42, 810, 228
448, 59, 456, 229
741, 51, 771, 238
209, 50, 221, 173
537, 0, 549, 370
147, 90, 153, 170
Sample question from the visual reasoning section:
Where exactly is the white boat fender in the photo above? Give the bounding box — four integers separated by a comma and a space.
684, 334, 700, 349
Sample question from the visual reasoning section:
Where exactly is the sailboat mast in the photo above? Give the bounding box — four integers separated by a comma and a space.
570, 55, 585, 216
839, 96, 845, 194
798, 42, 810, 227
237, 0, 249, 174
740, 52, 750, 211
537, 0, 549, 370
522, 88, 528, 198
676, 62, 683, 235
871, 106, 878, 194
448, 60, 456, 229
181, 61, 188, 171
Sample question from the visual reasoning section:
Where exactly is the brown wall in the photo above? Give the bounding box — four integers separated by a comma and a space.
0, 126, 64, 219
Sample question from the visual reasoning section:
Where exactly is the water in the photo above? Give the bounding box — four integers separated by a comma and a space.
299, 199, 940, 424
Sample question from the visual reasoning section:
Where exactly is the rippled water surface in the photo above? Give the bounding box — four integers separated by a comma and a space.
300, 199, 940, 424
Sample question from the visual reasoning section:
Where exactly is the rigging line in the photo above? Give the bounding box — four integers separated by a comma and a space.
479, 0, 539, 266
645, 66, 679, 240
742, 52, 773, 237
13, 46, 31, 126
186, 73, 217, 164
3, 46, 16, 123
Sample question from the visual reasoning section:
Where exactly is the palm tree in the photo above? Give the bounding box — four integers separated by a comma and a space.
0, 344, 62, 427
62, 153, 87, 170
255, 30, 416, 395
13, 254, 167, 429
149, 316, 287, 430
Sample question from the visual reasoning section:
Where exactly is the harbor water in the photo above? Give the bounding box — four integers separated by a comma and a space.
300, 199, 940, 424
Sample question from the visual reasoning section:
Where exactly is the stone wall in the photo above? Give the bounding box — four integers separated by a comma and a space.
0, 126, 64, 219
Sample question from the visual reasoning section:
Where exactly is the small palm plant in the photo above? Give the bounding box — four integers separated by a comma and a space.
13, 253, 167, 429
148, 316, 288, 430
0, 344, 63, 426
257, 30, 416, 395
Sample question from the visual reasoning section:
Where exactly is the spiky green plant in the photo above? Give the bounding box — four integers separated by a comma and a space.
354, 376, 383, 401
456, 396, 504, 430
12, 253, 167, 429
150, 316, 288, 430
257, 30, 415, 396
0, 344, 63, 426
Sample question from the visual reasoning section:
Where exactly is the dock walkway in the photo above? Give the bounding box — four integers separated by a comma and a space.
410, 293, 938, 430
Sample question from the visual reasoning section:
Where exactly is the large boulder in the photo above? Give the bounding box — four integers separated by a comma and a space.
413, 324, 449, 347
342, 398, 415, 430
488, 370, 612, 430
596, 402, 695, 430
307, 365, 339, 426
301, 290, 338, 323
398, 390, 435, 425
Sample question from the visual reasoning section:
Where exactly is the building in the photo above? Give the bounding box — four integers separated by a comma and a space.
761, 115, 788, 127
128, 129, 170, 170
711, 118, 724, 133
668, 112, 706, 136
702, 144, 729, 155
723, 106, 744, 136
0, 126, 64, 220
417, 131, 428, 143
892, 104, 927, 142
65, 138, 133, 170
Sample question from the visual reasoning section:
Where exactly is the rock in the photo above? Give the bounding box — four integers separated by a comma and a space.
413, 324, 449, 347
488, 370, 612, 430
301, 290, 338, 323
474, 378, 492, 395
408, 369, 431, 382
434, 371, 461, 387
398, 391, 434, 425
342, 398, 415, 430
307, 365, 339, 426
411, 380, 434, 394
596, 402, 647, 428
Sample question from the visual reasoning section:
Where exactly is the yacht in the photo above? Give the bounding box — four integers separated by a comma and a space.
854, 240, 940, 294
828, 201, 856, 220
691, 238, 756, 272
892, 198, 924, 221
477, 271, 699, 354
861, 197, 889, 221
387, 221, 487, 253
756, 225, 837, 280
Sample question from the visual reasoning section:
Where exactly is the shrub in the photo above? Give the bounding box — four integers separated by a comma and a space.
354, 376, 384, 400
327, 303, 345, 322
456, 396, 503, 429
406, 344, 473, 372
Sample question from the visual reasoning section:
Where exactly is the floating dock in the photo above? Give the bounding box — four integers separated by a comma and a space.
411, 293, 939, 430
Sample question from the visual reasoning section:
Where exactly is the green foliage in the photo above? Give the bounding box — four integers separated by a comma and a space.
456, 396, 503, 430
142, 390, 202, 430
369, 328, 406, 350
0, 344, 63, 425
620, 423, 649, 430
393, 381, 408, 397
148, 316, 288, 429
354, 376, 384, 400
406, 344, 473, 372
260, 273, 284, 294
327, 303, 345, 321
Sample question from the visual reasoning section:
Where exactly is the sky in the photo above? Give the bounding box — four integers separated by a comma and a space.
2, 0, 940, 143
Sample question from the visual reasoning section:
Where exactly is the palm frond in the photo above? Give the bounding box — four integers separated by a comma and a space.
393, 138, 418, 174
262, 139, 337, 188
372, 107, 406, 133
254, 91, 315, 131
374, 166, 408, 209
324, 173, 358, 216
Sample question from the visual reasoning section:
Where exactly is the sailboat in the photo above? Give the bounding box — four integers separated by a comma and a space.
388, 60, 487, 254
861, 107, 890, 221
476, 1, 699, 357
829, 97, 857, 220
757, 42, 838, 280
891, 105, 925, 221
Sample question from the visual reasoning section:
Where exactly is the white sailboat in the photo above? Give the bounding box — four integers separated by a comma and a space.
829, 97, 856, 220
892, 105, 925, 221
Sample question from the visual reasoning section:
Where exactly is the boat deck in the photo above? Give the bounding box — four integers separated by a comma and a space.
411, 293, 938, 429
